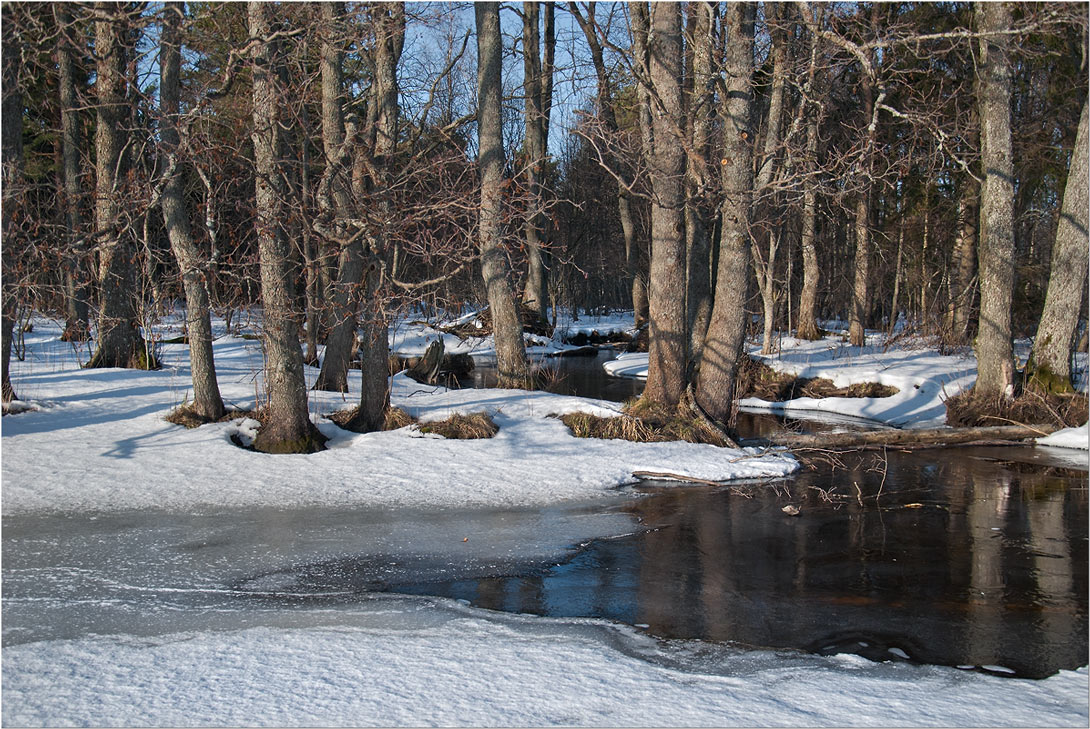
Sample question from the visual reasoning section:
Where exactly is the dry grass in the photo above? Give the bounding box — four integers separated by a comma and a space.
165, 405, 253, 429
945, 387, 1088, 429
328, 406, 416, 431
561, 399, 734, 447
417, 412, 499, 439
737, 354, 898, 401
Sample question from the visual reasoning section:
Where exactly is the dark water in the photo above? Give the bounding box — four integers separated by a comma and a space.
389, 354, 1088, 677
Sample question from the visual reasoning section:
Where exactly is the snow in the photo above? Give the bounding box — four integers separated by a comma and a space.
3, 313, 1087, 727
4, 614, 1087, 727
1037, 422, 1090, 450
1, 316, 796, 516
605, 330, 1089, 432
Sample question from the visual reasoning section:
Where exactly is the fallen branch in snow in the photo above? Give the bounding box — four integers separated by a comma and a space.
738, 423, 1061, 451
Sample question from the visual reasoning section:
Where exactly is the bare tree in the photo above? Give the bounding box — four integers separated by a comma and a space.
476, 1, 530, 387
249, 1, 325, 453
86, 2, 154, 370
685, 1, 714, 364
2, 2, 24, 403
520, 1, 555, 324
160, 2, 225, 422
641, 1, 687, 408
56, 3, 90, 343
973, 1, 1017, 400
1028, 98, 1088, 392
695, 1, 755, 425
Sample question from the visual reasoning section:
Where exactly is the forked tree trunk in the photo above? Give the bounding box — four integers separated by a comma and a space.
695, 1, 755, 425
56, 3, 90, 343
973, 1, 1016, 400
642, 1, 687, 408
86, 2, 152, 370
249, 1, 325, 454
346, 1, 403, 432
476, 2, 530, 388
314, 1, 363, 393
1028, 98, 1089, 392
160, 2, 224, 422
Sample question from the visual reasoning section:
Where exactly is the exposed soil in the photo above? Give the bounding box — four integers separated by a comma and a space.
737, 354, 899, 401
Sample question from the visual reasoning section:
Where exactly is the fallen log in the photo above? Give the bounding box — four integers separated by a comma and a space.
738, 423, 1061, 450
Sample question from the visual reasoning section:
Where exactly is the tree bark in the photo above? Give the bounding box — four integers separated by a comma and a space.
686, 1, 714, 366
973, 1, 1016, 400
2, 4, 23, 403
947, 183, 979, 344
160, 2, 225, 422
477, 2, 530, 388
1028, 98, 1089, 392
86, 2, 151, 370
739, 423, 1060, 450
642, 1, 687, 408
520, 1, 553, 324
56, 3, 90, 343
695, 1, 755, 425
796, 114, 821, 341
249, 1, 325, 454
314, 1, 363, 393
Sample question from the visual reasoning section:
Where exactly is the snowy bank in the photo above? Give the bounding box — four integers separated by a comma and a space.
1, 318, 795, 515
1037, 423, 1090, 450
4, 610, 1086, 728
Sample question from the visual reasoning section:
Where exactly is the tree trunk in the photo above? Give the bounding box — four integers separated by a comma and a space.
848, 37, 876, 349
1028, 98, 1089, 392
740, 423, 1060, 451
695, 2, 755, 425
476, 2, 530, 388
973, 1, 1016, 400
947, 184, 979, 344
520, 1, 552, 324
796, 101, 821, 341
346, 1, 403, 432
160, 2, 225, 422
56, 3, 90, 343
642, 1, 687, 408
686, 1, 714, 366
2, 5, 23, 402
86, 2, 151, 371
888, 223, 904, 335
314, 1, 363, 393
249, 1, 325, 454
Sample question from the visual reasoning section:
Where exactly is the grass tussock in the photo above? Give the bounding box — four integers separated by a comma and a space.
945, 386, 1088, 429
737, 354, 898, 401
328, 406, 416, 431
165, 405, 252, 429
561, 399, 734, 448
418, 412, 499, 439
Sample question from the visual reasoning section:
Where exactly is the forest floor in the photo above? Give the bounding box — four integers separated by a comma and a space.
2, 309, 1087, 726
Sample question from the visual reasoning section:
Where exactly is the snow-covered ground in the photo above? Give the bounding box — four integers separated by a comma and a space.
3, 313, 1087, 727
604, 328, 1090, 448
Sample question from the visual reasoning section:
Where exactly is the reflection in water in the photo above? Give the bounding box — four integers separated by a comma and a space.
395, 449, 1087, 678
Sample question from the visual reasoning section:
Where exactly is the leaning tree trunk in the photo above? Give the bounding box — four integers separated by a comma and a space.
476, 2, 530, 388
641, 1, 687, 408
160, 2, 224, 422
695, 1, 755, 426
56, 3, 90, 343
86, 2, 153, 371
249, 1, 325, 454
973, 1, 1017, 401
2, 4, 23, 403
1027, 98, 1089, 393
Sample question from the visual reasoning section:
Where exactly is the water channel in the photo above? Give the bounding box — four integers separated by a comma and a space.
3, 349, 1087, 680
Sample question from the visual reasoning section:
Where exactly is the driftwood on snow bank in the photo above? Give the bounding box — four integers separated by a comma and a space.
737, 423, 1061, 451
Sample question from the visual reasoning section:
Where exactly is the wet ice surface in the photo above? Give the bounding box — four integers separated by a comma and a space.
1, 502, 635, 645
